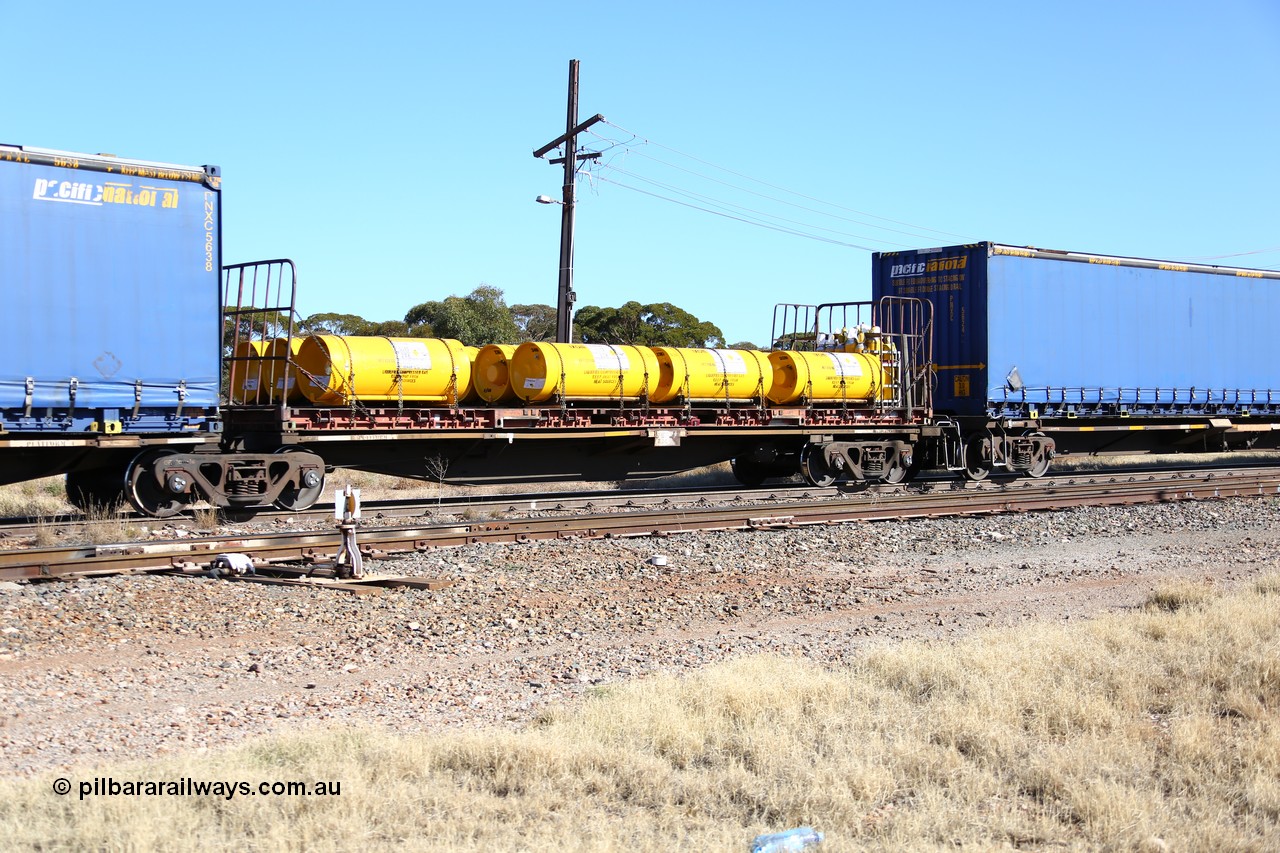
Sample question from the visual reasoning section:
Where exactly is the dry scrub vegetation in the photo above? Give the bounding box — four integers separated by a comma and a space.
3, 575, 1278, 851
0, 477, 70, 518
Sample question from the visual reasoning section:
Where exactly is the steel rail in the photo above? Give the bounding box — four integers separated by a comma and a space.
0, 481, 840, 541
3, 467, 1278, 582
6, 458, 1278, 541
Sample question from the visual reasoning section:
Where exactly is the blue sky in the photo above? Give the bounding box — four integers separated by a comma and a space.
7, 1, 1278, 346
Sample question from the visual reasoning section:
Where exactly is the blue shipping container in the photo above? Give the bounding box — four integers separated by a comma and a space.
0, 146, 221, 432
872, 242, 1280, 418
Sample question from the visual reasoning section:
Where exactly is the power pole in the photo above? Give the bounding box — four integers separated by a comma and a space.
533, 59, 604, 343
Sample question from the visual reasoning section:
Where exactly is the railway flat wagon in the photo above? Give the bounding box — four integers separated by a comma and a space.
873, 242, 1280, 477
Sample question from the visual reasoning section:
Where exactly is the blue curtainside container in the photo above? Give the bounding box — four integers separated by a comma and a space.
0, 145, 221, 433
872, 242, 1280, 419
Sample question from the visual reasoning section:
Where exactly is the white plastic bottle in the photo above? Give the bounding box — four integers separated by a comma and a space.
750, 826, 823, 852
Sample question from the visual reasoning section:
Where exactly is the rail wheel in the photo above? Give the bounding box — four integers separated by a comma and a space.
881, 448, 919, 486
272, 447, 326, 511
126, 449, 191, 518
66, 468, 127, 512
1023, 431, 1052, 479
962, 437, 992, 482
799, 445, 838, 488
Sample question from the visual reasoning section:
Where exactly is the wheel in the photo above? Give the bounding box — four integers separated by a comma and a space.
731, 456, 767, 487
880, 445, 922, 485
272, 447, 326, 511
799, 445, 838, 488
66, 468, 127, 512
126, 449, 191, 518
1024, 431, 1052, 479
962, 438, 992, 482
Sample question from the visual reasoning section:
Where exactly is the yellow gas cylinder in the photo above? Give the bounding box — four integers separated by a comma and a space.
767, 350, 883, 405
510, 342, 660, 403
295, 335, 471, 405
264, 337, 306, 404
650, 347, 773, 403
228, 339, 270, 404
473, 344, 519, 403
458, 346, 481, 403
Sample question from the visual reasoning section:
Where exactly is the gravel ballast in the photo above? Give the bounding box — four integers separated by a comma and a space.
1, 496, 1277, 777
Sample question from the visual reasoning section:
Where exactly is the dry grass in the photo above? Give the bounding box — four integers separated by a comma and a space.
0, 476, 71, 518
3, 575, 1278, 851
28, 502, 145, 548
190, 506, 221, 531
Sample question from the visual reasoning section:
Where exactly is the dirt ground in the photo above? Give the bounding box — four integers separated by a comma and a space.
1, 493, 1277, 777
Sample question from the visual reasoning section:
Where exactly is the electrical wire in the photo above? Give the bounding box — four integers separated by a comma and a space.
586, 129, 959, 244
574, 121, 1277, 270
576, 128, 915, 249
596, 119, 973, 241
601, 163, 915, 248
1178, 246, 1280, 261
593, 174, 884, 250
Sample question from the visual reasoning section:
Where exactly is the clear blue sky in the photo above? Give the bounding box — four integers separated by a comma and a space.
7, 1, 1278, 346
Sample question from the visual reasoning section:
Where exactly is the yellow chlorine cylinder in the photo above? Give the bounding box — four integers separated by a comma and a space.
473, 344, 519, 403
265, 337, 305, 404
229, 339, 270, 404
459, 346, 481, 403
767, 350, 883, 405
510, 342, 660, 402
296, 335, 471, 405
650, 347, 773, 403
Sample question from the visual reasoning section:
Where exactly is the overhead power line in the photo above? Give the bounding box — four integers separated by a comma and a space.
594, 119, 973, 243
600, 164, 916, 249
593, 174, 885, 250
587, 130, 957, 244
1179, 246, 1280, 261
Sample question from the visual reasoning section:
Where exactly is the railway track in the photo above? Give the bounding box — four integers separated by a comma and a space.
0, 480, 841, 543
7, 457, 1279, 542
2, 465, 1278, 583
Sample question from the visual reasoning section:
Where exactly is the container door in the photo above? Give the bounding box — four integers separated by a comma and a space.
872, 243, 989, 416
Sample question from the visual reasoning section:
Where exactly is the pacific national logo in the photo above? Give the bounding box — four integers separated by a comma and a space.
33, 178, 102, 205
32, 178, 179, 210
889, 255, 967, 277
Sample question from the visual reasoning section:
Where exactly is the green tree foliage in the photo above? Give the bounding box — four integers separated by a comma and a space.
221, 307, 292, 355
404, 285, 521, 345
727, 340, 762, 351
301, 313, 430, 338
573, 302, 725, 348
365, 320, 421, 337
511, 303, 557, 342
301, 312, 374, 335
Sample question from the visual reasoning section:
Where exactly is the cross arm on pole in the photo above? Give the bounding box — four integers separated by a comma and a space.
532, 114, 607, 160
